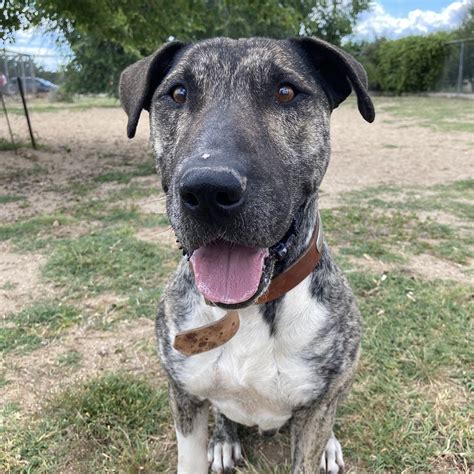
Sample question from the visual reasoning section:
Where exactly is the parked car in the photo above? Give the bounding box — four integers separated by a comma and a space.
6, 76, 59, 94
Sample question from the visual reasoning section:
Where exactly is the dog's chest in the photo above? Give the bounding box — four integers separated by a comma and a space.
177, 279, 330, 430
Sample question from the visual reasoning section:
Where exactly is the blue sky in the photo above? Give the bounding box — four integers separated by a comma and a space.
381, 0, 455, 16
352, 0, 470, 41
1, 0, 471, 70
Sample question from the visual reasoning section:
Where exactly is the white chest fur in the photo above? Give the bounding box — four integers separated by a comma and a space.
174, 276, 331, 431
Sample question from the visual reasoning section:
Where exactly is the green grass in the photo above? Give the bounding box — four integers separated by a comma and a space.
56, 349, 82, 368
323, 206, 471, 264
0, 214, 77, 251
5, 96, 119, 115
93, 161, 156, 184
378, 97, 474, 133
1, 373, 172, 473
0, 373, 9, 388
0, 194, 25, 204
338, 271, 473, 471
1, 281, 17, 291
0, 302, 82, 354
332, 180, 474, 264
42, 227, 177, 323
0, 163, 48, 182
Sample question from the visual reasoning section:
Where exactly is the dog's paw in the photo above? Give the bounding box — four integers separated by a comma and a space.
320, 434, 344, 473
208, 439, 242, 473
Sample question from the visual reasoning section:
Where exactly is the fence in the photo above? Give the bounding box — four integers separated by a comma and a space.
438, 38, 474, 94
0, 49, 70, 98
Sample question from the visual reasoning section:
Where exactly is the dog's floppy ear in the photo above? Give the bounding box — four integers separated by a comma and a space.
119, 41, 186, 138
290, 37, 375, 123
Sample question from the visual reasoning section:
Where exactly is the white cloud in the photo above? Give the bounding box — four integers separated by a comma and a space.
352, 0, 471, 41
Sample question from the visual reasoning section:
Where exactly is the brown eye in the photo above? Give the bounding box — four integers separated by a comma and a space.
171, 85, 187, 104
276, 84, 295, 103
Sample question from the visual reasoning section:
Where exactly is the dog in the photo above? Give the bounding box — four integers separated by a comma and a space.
119, 37, 374, 473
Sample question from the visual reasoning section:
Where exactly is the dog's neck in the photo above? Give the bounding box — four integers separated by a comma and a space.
272, 195, 320, 278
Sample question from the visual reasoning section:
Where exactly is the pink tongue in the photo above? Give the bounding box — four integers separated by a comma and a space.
190, 242, 269, 304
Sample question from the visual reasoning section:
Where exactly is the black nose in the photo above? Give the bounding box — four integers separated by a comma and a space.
179, 168, 246, 218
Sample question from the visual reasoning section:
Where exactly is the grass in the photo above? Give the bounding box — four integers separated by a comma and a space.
43, 227, 175, 297
0, 163, 48, 182
4, 95, 119, 115
1, 373, 172, 473
331, 180, 474, 265
93, 161, 157, 184
57, 349, 82, 368
0, 194, 25, 204
0, 302, 82, 354
0, 214, 77, 251
1, 96, 472, 471
377, 97, 474, 133
339, 271, 473, 471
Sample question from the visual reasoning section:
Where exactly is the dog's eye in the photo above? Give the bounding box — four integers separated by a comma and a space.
276, 84, 296, 103
171, 85, 187, 104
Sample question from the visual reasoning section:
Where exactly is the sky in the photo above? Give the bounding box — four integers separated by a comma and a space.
352, 0, 471, 42
1, 0, 472, 71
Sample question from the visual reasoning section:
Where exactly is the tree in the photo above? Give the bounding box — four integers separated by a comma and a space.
2, 0, 370, 94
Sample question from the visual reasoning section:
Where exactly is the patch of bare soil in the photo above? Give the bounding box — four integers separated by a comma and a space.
0, 244, 55, 317
346, 252, 473, 284
1, 108, 151, 223
324, 104, 474, 207
0, 318, 161, 413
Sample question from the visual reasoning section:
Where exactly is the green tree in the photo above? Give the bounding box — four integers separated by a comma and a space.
62, 34, 140, 95
2, 0, 370, 94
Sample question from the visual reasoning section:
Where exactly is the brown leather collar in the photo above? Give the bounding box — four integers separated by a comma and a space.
173, 213, 322, 356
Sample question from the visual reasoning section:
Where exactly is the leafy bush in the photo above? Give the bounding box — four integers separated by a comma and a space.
375, 34, 449, 94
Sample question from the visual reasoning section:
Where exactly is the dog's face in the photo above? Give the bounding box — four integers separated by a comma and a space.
120, 37, 374, 308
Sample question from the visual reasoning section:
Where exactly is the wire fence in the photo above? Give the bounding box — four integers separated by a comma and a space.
438, 38, 474, 93
0, 49, 71, 99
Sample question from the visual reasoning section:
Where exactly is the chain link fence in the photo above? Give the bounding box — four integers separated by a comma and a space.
437, 38, 474, 94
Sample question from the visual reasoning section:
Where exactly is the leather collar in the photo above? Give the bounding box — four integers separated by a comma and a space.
173, 213, 323, 356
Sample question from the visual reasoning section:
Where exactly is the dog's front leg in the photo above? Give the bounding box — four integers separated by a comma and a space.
290, 398, 340, 473
169, 379, 209, 474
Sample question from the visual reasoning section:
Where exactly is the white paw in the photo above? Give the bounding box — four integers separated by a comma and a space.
208, 440, 242, 473
320, 435, 344, 473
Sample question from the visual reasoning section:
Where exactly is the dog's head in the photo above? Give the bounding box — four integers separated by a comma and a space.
120, 37, 374, 308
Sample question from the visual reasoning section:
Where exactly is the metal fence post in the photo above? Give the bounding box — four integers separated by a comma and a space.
457, 41, 465, 93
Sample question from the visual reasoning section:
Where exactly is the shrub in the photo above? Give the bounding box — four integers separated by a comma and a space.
375, 34, 449, 94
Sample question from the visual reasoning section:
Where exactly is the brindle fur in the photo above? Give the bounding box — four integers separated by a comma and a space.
120, 37, 374, 473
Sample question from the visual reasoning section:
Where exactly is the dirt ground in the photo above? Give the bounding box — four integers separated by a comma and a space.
1, 101, 473, 220
1, 100, 473, 386
0, 99, 473, 472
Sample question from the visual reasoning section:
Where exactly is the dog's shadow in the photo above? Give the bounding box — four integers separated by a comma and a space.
237, 424, 291, 473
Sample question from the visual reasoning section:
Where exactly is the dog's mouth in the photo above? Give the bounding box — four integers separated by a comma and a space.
188, 214, 299, 309
190, 242, 270, 306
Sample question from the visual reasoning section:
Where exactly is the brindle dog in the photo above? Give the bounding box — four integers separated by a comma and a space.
120, 37, 374, 473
